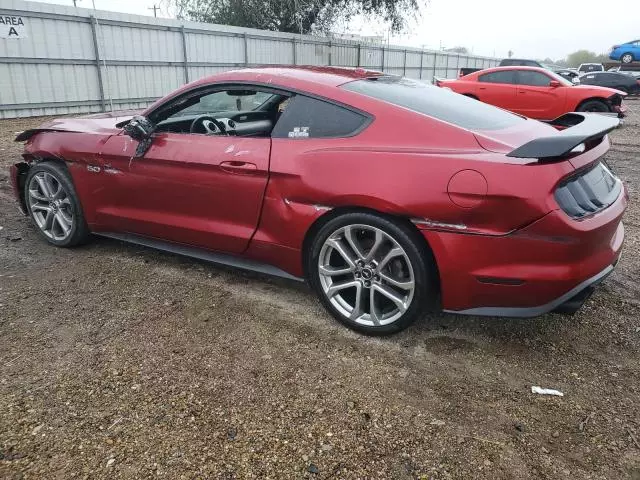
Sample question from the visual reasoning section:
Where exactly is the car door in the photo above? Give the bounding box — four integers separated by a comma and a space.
95, 87, 280, 254
475, 70, 518, 110
514, 70, 565, 120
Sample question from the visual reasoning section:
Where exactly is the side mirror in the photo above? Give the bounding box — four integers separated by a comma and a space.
122, 116, 156, 158
549, 80, 561, 88
123, 115, 155, 141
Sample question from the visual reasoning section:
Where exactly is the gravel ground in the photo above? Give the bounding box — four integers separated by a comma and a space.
1, 102, 639, 480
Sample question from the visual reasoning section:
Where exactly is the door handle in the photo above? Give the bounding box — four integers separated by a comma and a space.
479, 86, 487, 90
220, 160, 257, 174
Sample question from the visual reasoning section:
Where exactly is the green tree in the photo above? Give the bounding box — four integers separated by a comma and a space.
165, 0, 422, 34
565, 50, 609, 67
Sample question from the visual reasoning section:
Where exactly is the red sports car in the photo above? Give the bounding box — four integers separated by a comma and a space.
437, 66, 628, 120
10, 66, 627, 334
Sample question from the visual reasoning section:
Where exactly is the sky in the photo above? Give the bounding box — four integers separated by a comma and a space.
34, 0, 639, 60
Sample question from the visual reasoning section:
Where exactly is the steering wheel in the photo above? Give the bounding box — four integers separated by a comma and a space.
190, 115, 227, 135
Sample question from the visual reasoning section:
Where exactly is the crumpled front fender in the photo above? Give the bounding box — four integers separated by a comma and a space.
9, 162, 30, 215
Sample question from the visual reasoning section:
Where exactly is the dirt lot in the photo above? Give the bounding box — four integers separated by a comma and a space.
1, 103, 639, 480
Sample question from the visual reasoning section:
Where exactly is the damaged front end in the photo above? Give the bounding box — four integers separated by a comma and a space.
9, 162, 30, 215
609, 93, 627, 118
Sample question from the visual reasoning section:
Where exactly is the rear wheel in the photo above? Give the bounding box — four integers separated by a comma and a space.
307, 212, 437, 335
621, 53, 634, 64
576, 100, 610, 113
24, 162, 90, 247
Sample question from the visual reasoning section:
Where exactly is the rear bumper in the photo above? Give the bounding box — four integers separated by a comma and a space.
446, 262, 616, 317
424, 188, 627, 317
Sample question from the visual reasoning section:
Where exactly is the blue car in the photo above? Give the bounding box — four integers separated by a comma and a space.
610, 40, 640, 63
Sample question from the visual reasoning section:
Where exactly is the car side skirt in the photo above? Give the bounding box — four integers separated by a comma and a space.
96, 232, 304, 282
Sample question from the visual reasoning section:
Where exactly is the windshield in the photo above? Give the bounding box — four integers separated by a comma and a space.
342, 76, 525, 131
546, 70, 574, 86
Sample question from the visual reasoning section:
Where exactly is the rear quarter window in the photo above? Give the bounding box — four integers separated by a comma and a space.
271, 95, 369, 139
342, 76, 524, 131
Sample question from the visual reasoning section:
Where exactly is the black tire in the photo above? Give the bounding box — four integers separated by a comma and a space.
576, 100, 610, 113
24, 161, 90, 247
621, 53, 634, 64
306, 212, 438, 335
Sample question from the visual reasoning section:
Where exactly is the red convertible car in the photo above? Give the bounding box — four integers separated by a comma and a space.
437, 66, 628, 120
10, 66, 627, 334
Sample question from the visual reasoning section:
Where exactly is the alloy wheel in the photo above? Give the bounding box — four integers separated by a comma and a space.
317, 224, 415, 327
27, 171, 74, 241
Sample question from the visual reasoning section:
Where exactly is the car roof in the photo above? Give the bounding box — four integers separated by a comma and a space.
142, 66, 389, 118
189, 66, 385, 90
473, 65, 549, 74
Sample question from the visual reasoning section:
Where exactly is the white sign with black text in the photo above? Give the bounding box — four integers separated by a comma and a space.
0, 16, 28, 39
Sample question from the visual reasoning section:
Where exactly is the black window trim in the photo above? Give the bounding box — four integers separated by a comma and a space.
478, 70, 517, 85
144, 81, 374, 139
515, 69, 553, 87
270, 94, 371, 139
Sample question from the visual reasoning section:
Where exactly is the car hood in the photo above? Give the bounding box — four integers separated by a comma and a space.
570, 84, 626, 96
43, 109, 141, 133
15, 109, 141, 141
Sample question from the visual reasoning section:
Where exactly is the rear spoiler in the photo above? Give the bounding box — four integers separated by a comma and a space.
507, 113, 620, 159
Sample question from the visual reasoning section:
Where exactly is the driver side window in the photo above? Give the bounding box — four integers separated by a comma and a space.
151, 87, 288, 138
169, 90, 274, 119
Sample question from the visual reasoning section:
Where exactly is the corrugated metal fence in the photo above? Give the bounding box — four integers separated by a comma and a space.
0, 0, 499, 119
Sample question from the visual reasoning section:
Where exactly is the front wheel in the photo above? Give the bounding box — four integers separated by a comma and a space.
24, 161, 90, 247
621, 53, 634, 64
307, 213, 438, 335
577, 100, 610, 113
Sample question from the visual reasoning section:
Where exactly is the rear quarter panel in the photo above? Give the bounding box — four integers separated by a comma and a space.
442, 79, 478, 97
254, 100, 572, 271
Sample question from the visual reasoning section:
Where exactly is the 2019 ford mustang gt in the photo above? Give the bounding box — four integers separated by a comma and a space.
10, 66, 627, 334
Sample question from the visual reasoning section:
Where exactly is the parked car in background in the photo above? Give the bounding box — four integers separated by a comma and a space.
555, 69, 580, 83
459, 58, 548, 78
9, 66, 628, 334
437, 66, 627, 120
609, 40, 640, 63
499, 58, 544, 67
579, 71, 640, 95
458, 67, 482, 77
578, 63, 604, 74
607, 66, 640, 78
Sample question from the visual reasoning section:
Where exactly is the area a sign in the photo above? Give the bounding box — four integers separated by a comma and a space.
0, 16, 27, 39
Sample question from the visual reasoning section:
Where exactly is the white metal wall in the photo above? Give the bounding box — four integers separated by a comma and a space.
0, 0, 500, 119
